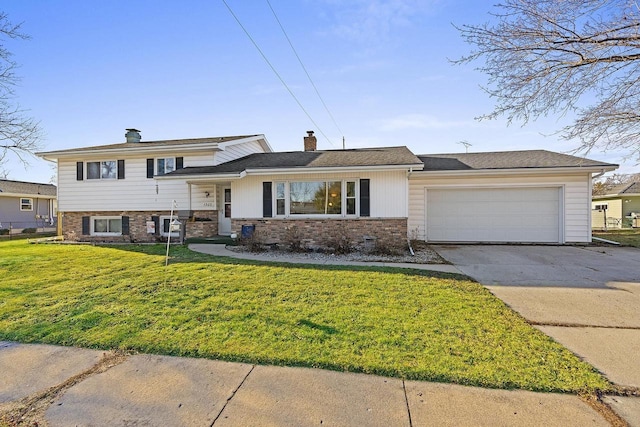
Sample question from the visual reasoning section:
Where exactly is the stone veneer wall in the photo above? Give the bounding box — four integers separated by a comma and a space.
61, 210, 218, 243
231, 218, 407, 250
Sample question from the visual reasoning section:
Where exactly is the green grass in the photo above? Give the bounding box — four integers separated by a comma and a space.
593, 228, 640, 247
0, 241, 610, 393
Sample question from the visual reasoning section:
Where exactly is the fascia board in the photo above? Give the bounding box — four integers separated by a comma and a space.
244, 164, 424, 175
0, 192, 56, 199
411, 166, 618, 177
155, 171, 246, 181
37, 143, 222, 160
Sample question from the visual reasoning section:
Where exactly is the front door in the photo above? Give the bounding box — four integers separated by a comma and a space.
219, 186, 232, 235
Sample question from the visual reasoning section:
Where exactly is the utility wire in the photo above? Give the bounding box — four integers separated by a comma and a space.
221, 0, 335, 147
265, 0, 345, 142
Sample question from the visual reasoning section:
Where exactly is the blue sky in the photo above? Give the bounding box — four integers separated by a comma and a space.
3, 0, 636, 184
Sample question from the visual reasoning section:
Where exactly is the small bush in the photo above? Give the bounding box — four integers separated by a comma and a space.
242, 229, 265, 253
282, 225, 306, 252
323, 223, 353, 254
0, 229, 8, 235
21, 228, 37, 234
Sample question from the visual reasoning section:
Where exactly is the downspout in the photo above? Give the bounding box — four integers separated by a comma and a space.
590, 170, 606, 239
407, 167, 414, 255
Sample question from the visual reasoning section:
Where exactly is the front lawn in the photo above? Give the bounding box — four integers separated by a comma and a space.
593, 228, 640, 247
0, 241, 609, 393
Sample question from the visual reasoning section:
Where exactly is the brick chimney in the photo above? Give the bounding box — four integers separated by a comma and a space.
125, 128, 142, 143
304, 130, 317, 151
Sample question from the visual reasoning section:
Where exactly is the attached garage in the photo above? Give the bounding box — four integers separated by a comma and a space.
425, 187, 561, 243
408, 150, 618, 244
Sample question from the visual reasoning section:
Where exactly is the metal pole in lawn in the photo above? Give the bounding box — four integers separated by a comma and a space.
165, 200, 177, 267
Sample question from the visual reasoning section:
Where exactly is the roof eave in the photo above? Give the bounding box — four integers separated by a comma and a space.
37, 142, 223, 160
412, 165, 617, 177
593, 193, 640, 199
155, 172, 246, 181
0, 192, 56, 199
244, 163, 424, 175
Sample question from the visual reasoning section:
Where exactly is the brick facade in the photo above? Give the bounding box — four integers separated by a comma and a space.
231, 217, 407, 250
61, 210, 218, 243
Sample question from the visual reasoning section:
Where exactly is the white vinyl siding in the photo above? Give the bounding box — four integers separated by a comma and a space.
57, 139, 270, 212
409, 173, 592, 243
215, 140, 265, 165
232, 170, 408, 219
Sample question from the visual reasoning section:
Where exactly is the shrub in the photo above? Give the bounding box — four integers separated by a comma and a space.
323, 223, 353, 254
282, 225, 306, 252
0, 229, 8, 235
242, 228, 265, 253
21, 228, 37, 234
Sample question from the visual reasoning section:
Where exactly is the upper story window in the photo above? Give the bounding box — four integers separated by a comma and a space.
157, 158, 175, 175
147, 157, 183, 178
87, 161, 117, 179
20, 198, 33, 211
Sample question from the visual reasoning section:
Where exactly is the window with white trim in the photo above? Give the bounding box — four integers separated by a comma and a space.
160, 215, 180, 237
87, 161, 117, 179
20, 198, 33, 211
91, 216, 122, 236
274, 180, 359, 217
156, 158, 176, 175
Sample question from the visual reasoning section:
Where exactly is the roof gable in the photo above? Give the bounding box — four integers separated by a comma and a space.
0, 180, 56, 196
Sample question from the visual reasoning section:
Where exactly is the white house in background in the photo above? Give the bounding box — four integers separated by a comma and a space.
38, 129, 617, 245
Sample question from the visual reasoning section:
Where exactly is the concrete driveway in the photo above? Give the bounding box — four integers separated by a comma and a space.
433, 244, 640, 425
432, 244, 640, 288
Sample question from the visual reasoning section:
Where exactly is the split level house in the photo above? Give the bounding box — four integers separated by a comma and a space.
0, 179, 57, 232
38, 129, 617, 246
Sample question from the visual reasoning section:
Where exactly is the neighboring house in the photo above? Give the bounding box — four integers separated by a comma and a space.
38, 129, 617, 245
0, 179, 57, 231
591, 182, 640, 229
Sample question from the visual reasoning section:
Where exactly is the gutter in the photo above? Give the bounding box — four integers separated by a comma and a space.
411, 165, 618, 177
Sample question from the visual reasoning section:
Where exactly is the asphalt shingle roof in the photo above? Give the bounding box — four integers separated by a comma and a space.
38, 135, 259, 155
0, 180, 56, 196
167, 146, 423, 176
418, 150, 616, 171
608, 182, 640, 195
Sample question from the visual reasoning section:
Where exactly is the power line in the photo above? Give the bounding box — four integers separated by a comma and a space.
265, 0, 344, 141
221, 0, 335, 147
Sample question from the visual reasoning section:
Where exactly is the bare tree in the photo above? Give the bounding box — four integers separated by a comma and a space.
454, 1, 640, 160
593, 172, 640, 194
0, 12, 42, 172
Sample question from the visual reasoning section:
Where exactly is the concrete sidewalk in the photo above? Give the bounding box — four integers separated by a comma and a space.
1, 341, 610, 426
188, 243, 463, 275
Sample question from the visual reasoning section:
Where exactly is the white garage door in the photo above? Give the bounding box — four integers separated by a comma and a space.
426, 187, 561, 243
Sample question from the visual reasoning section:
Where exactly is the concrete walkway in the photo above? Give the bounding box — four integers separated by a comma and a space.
188, 243, 463, 275
0, 341, 610, 426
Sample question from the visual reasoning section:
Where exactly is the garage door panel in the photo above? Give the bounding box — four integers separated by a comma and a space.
426, 188, 561, 243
